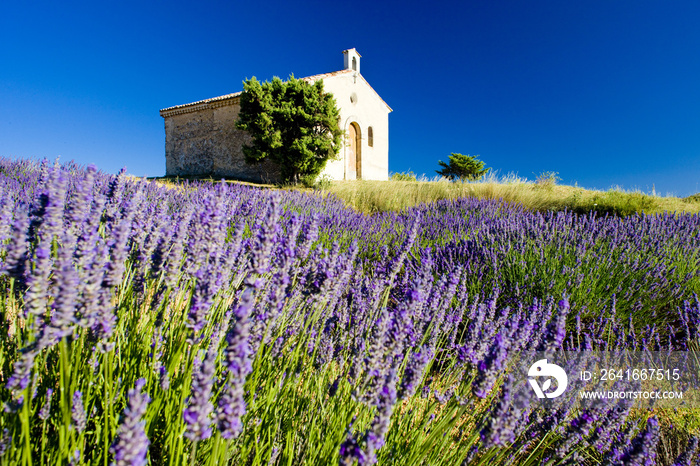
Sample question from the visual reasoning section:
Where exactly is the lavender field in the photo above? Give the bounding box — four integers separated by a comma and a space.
1, 158, 700, 465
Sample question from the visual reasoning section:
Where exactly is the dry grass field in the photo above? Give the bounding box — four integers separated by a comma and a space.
324, 174, 700, 216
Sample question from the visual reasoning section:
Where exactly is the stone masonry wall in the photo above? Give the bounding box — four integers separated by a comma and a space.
164, 101, 282, 183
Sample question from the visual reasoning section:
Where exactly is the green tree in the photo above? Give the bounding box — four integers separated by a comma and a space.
436, 153, 491, 181
236, 75, 343, 183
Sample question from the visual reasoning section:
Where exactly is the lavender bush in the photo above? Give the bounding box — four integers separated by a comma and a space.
0, 157, 699, 465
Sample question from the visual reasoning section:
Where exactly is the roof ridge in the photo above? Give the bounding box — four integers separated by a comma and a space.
159, 68, 391, 116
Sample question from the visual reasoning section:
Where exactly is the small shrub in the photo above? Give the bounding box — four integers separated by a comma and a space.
313, 174, 333, 190
436, 153, 490, 181
297, 173, 332, 190
535, 171, 561, 189
391, 171, 417, 182
683, 193, 700, 204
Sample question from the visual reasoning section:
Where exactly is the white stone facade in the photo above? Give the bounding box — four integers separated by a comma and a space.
160, 49, 391, 182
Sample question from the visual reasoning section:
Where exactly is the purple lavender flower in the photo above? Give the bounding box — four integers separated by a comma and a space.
479, 377, 512, 449
339, 428, 367, 466
397, 346, 434, 400
360, 308, 392, 378
186, 267, 220, 343
0, 428, 10, 457
216, 379, 246, 440
217, 288, 255, 439
356, 369, 398, 465
1, 211, 30, 281
249, 196, 280, 275
370, 373, 397, 459
384, 213, 421, 285
420, 378, 433, 399
65, 164, 96, 235
75, 239, 108, 329
39, 388, 54, 421
472, 333, 508, 398
296, 212, 319, 260
4, 395, 24, 413
6, 350, 36, 392
535, 297, 570, 353
555, 409, 602, 459
223, 288, 254, 375
462, 445, 479, 464
314, 315, 339, 369
159, 366, 170, 392
590, 397, 634, 452
90, 286, 118, 341
0, 191, 16, 247
68, 449, 81, 466
434, 388, 454, 404
41, 244, 80, 345
329, 377, 341, 398
29, 165, 67, 243
221, 218, 246, 274
479, 374, 531, 449
183, 346, 217, 442
72, 390, 86, 433
159, 204, 193, 288
23, 168, 68, 318
110, 378, 151, 466
103, 181, 143, 288
612, 417, 660, 466
671, 436, 698, 466
74, 193, 107, 275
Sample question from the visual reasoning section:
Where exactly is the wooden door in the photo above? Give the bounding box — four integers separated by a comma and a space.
347, 123, 357, 180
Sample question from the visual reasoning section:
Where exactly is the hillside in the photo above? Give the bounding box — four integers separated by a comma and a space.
158, 173, 700, 216
3, 158, 700, 465
324, 177, 700, 216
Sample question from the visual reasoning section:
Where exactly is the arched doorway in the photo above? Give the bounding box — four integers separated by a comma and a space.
347, 122, 361, 180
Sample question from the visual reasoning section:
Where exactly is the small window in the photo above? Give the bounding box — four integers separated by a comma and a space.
352, 57, 357, 71
368, 126, 374, 147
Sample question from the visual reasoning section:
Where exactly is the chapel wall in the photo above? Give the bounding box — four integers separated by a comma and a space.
164, 101, 282, 183
321, 74, 390, 181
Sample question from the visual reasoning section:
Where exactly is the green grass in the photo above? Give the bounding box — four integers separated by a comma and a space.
325, 175, 700, 216
151, 172, 700, 217
4, 166, 700, 465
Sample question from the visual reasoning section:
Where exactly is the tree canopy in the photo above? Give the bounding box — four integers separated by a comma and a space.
236, 75, 343, 183
436, 153, 491, 181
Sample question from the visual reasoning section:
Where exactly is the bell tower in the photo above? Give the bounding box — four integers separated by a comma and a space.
343, 48, 361, 74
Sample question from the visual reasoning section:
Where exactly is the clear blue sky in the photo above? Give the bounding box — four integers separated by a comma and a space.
2, 1, 700, 196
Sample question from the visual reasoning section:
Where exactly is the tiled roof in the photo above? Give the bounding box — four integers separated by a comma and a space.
299, 69, 355, 82
159, 91, 244, 116
160, 68, 391, 117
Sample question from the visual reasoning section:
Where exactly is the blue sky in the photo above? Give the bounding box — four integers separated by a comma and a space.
2, 1, 700, 196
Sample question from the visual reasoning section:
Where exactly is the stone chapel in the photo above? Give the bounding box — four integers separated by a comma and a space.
160, 49, 391, 183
